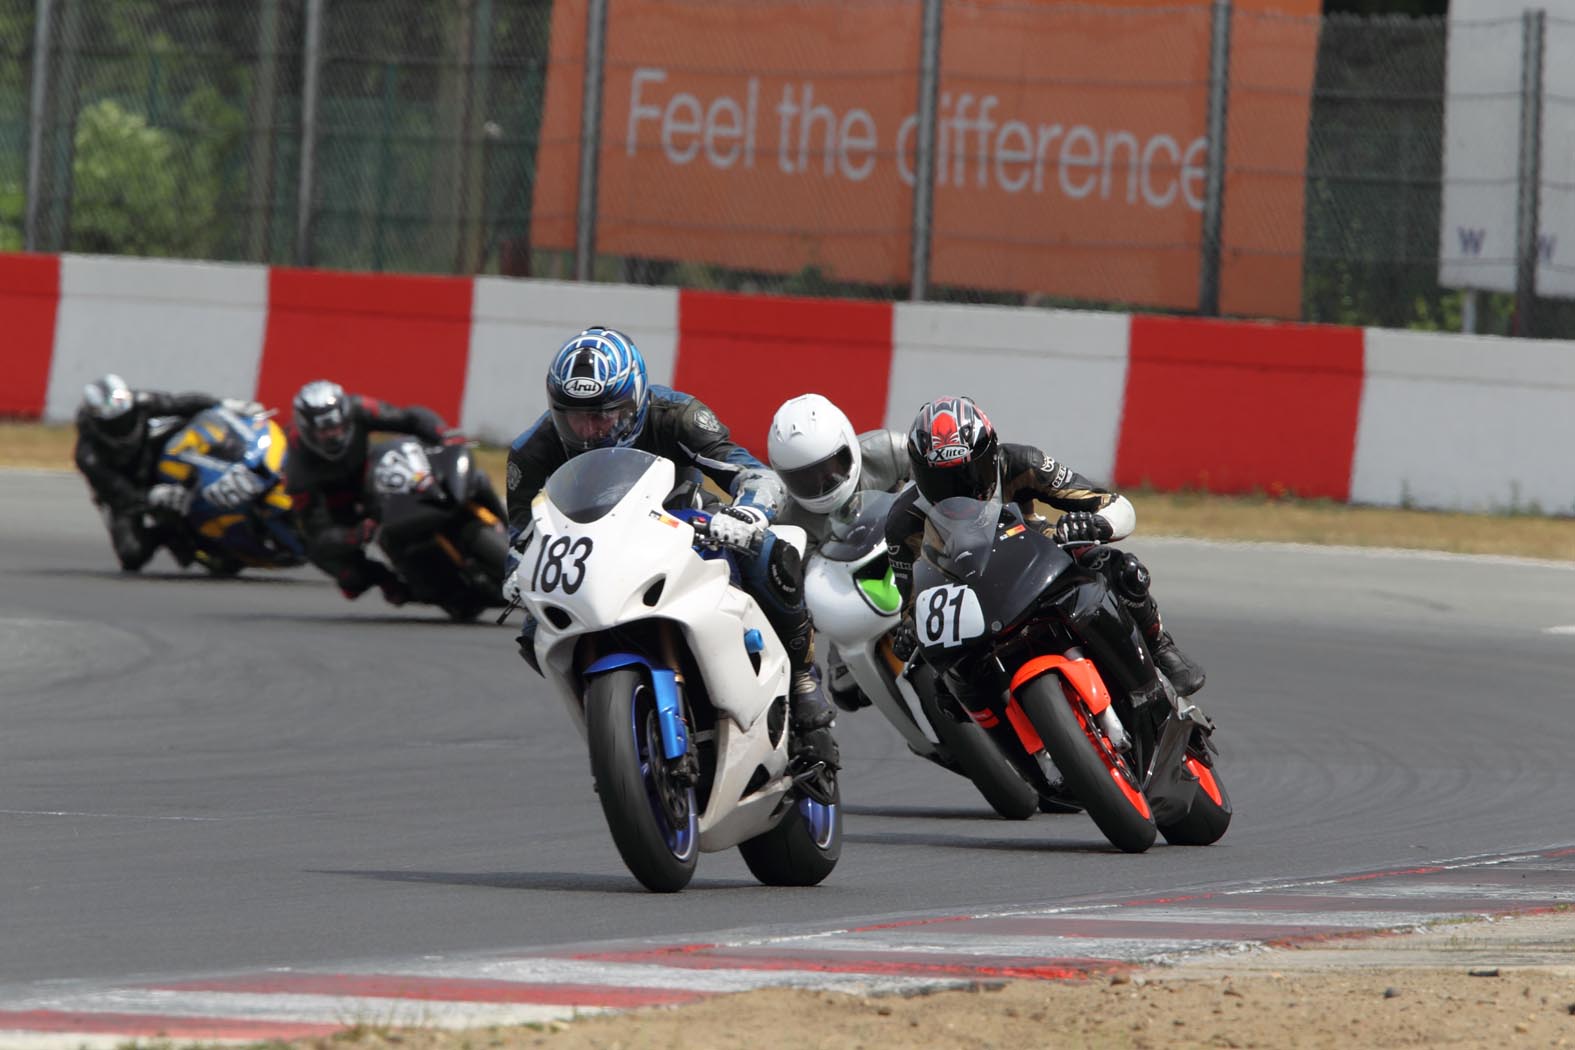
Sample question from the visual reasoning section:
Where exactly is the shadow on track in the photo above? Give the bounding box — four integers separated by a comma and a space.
842, 829, 1116, 854
311, 869, 759, 893
840, 804, 1014, 821
215, 611, 510, 628
20, 567, 319, 585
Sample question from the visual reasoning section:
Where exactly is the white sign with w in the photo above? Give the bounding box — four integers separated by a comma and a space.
1437, 1, 1575, 298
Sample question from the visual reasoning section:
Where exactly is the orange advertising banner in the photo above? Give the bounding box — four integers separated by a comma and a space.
532, 0, 1319, 318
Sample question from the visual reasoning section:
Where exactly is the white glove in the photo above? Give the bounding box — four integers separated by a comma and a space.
221, 398, 266, 418
707, 504, 767, 552
146, 483, 192, 515
202, 464, 267, 509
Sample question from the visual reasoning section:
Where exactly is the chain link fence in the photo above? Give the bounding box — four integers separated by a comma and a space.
10, 0, 1574, 335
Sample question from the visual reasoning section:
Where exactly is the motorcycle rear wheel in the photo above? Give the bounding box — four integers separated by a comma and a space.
737, 774, 842, 887
1017, 675, 1156, 854
914, 669, 1038, 821
584, 669, 699, 892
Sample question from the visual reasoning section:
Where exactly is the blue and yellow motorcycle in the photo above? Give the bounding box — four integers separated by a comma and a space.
153, 406, 306, 575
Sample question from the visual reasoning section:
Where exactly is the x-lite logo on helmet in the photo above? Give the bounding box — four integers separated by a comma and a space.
918, 396, 989, 468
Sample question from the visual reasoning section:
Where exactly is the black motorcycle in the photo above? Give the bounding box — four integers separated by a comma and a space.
367, 437, 509, 622
911, 494, 1231, 853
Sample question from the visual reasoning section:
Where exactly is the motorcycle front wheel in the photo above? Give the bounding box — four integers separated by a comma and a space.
583, 669, 699, 892
1017, 674, 1156, 853
913, 667, 1038, 821
1158, 745, 1233, 846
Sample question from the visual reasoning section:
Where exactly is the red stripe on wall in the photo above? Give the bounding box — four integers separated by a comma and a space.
255, 269, 474, 426
1114, 316, 1365, 500
674, 290, 894, 457
0, 253, 62, 418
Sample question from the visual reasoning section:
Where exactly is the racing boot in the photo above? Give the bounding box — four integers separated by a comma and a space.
1127, 595, 1205, 697
826, 652, 870, 713
790, 665, 841, 771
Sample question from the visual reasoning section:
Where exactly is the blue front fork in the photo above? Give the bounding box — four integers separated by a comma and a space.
583, 653, 688, 760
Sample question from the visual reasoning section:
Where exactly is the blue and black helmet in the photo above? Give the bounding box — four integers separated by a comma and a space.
545, 326, 650, 453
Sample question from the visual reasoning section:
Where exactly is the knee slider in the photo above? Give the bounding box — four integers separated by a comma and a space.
1116, 552, 1151, 602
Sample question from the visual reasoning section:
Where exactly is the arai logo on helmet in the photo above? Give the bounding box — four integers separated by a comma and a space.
562, 377, 604, 398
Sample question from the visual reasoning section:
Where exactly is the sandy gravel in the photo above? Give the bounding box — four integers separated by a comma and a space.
264, 909, 1575, 1050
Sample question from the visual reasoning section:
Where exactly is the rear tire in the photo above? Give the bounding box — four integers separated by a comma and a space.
915, 671, 1038, 821
737, 775, 842, 887
1017, 674, 1156, 853
468, 521, 509, 588
1159, 751, 1233, 846
583, 669, 699, 892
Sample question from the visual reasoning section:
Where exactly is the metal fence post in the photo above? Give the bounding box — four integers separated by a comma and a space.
23, 0, 55, 252
1513, 8, 1545, 338
573, 0, 609, 282
908, 0, 943, 302
246, 0, 281, 263
1198, 0, 1231, 316
295, 0, 325, 267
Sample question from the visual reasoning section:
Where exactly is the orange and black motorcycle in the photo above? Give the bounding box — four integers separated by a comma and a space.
910, 495, 1230, 853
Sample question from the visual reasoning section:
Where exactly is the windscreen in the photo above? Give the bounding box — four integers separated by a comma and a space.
819, 489, 898, 563
921, 495, 1005, 580
544, 447, 661, 524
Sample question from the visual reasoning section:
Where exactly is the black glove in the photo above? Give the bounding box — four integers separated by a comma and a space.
346, 518, 379, 547
1053, 511, 1113, 545
891, 616, 919, 662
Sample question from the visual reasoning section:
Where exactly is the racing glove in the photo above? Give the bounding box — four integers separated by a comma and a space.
891, 615, 919, 662
346, 518, 379, 547
145, 483, 192, 516
1053, 511, 1114, 545
707, 504, 768, 553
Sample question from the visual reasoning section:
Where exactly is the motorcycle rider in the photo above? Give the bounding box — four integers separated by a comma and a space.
885, 395, 1206, 703
286, 379, 449, 606
74, 373, 259, 572
503, 327, 839, 770
767, 393, 910, 712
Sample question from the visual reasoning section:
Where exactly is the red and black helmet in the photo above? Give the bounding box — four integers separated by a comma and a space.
905, 395, 1000, 505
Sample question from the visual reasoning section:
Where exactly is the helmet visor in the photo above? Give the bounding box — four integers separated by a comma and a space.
779, 445, 854, 503
915, 450, 999, 506
551, 401, 639, 451
307, 418, 352, 457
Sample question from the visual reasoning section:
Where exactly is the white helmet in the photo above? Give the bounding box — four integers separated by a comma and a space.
768, 393, 862, 515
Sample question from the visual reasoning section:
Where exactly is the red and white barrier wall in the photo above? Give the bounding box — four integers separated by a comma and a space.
5, 251, 1574, 515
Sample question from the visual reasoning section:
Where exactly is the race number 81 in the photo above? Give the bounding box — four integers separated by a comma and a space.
915, 584, 986, 648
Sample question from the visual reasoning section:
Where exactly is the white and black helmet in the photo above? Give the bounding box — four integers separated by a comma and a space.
292, 379, 354, 460
80, 373, 139, 446
768, 393, 862, 515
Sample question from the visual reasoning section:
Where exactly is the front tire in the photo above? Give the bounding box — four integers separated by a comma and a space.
583, 669, 699, 892
914, 670, 1038, 821
737, 775, 842, 887
1017, 674, 1156, 853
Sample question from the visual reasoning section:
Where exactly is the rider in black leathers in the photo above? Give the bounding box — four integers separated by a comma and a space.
286, 379, 449, 606
505, 327, 839, 770
885, 396, 1206, 706
74, 373, 244, 571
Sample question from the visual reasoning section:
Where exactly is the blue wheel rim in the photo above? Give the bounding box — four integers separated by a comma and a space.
631, 684, 697, 861
797, 796, 837, 850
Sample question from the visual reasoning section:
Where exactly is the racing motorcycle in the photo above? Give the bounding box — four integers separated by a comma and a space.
804, 490, 1040, 820
151, 405, 306, 574
503, 446, 841, 893
366, 437, 509, 622
911, 494, 1231, 853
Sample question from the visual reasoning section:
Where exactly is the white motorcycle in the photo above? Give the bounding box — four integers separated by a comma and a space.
504, 447, 840, 892
804, 490, 1042, 820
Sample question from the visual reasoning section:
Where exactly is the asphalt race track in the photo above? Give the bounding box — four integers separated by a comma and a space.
5, 471, 1575, 991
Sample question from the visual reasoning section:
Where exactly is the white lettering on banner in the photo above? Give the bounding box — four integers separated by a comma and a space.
626, 68, 1207, 211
